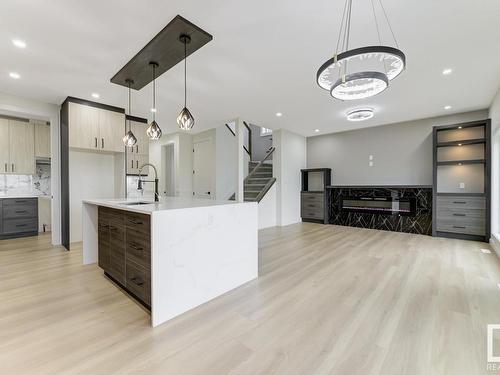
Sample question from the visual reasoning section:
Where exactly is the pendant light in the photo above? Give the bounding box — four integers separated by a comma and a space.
316, 0, 405, 100
122, 79, 137, 147
146, 62, 162, 140
177, 34, 195, 131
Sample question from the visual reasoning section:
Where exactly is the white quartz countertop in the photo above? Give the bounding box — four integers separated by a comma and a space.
0, 193, 42, 199
83, 197, 251, 214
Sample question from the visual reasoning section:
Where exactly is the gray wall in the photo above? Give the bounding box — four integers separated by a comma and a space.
307, 110, 489, 186
249, 124, 273, 161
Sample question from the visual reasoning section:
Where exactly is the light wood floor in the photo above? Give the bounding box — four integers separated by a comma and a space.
1, 224, 500, 375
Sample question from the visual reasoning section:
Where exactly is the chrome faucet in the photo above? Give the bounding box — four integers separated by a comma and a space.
137, 163, 160, 202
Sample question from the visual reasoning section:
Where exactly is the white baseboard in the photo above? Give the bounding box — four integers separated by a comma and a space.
489, 233, 500, 258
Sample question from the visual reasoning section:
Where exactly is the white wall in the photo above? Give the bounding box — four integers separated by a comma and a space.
273, 129, 306, 226
69, 150, 116, 242
215, 125, 236, 200
149, 132, 193, 198
0, 91, 61, 245
258, 183, 277, 229
307, 110, 488, 186
489, 87, 500, 241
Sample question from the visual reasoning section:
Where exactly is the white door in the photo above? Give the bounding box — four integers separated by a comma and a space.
193, 139, 212, 198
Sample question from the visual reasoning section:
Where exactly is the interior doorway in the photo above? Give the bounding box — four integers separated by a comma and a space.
162, 143, 176, 196
193, 138, 212, 198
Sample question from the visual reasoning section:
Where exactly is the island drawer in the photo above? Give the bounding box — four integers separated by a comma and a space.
126, 259, 151, 306
126, 230, 151, 270
2, 198, 37, 207
301, 192, 324, 204
125, 212, 150, 235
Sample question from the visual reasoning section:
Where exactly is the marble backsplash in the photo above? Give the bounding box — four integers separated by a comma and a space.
0, 163, 51, 196
126, 175, 154, 199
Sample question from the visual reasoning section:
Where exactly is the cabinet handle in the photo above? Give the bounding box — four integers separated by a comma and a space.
130, 277, 144, 286
128, 219, 143, 225
452, 213, 466, 217
136, 145, 138, 153
130, 242, 143, 251
16, 224, 27, 227
11, 163, 14, 172
136, 160, 138, 169
453, 225, 466, 229
453, 201, 466, 204
4, 163, 6, 172
101, 138, 104, 149
95, 137, 98, 148
15, 210, 28, 214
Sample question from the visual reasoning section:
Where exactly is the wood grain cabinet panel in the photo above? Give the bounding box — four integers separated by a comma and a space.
69, 102, 99, 150
0, 119, 10, 173
9, 120, 35, 174
34, 120, 51, 158
99, 110, 125, 153
98, 207, 151, 307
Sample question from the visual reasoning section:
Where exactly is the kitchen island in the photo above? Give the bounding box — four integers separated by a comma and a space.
82, 197, 258, 327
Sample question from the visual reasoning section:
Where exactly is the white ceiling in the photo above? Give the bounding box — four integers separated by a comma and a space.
1, 0, 500, 136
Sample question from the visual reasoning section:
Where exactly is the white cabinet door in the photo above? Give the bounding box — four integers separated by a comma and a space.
0, 118, 10, 173
69, 102, 99, 150
9, 120, 34, 174
99, 109, 125, 153
34, 120, 51, 158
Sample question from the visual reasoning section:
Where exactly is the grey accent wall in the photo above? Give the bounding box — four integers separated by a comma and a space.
249, 124, 273, 162
307, 110, 489, 186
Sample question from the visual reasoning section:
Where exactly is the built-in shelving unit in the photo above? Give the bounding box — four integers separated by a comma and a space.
300, 168, 331, 224
432, 119, 491, 241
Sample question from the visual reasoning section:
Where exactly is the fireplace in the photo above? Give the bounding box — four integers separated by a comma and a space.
341, 196, 416, 216
327, 186, 432, 235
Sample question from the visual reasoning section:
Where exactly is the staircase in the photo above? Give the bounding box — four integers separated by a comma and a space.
230, 148, 276, 202
243, 162, 274, 201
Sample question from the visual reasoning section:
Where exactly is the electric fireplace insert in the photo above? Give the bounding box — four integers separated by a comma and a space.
341, 196, 416, 216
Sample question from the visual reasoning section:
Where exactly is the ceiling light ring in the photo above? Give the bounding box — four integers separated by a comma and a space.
346, 108, 375, 121
330, 71, 389, 101
317, 45, 406, 91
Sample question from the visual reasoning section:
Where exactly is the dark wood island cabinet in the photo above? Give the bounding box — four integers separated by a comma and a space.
98, 206, 151, 308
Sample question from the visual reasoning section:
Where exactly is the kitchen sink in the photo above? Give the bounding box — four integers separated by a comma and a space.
119, 201, 154, 206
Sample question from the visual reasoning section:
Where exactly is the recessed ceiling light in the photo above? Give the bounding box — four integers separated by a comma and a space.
442, 68, 453, 75
151, 108, 157, 113
276, 112, 282, 117
9, 72, 20, 79
444, 105, 452, 110
12, 39, 26, 48
346, 108, 374, 122
458, 126, 462, 129
91, 93, 100, 99
458, 143, 462, 146
314, 129, 320, 132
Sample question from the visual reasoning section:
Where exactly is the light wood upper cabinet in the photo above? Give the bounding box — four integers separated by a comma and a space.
99, 110, 125, 153
69, 102, 99, 150
0, 119, 10, 173
34, 120, 51, 158
9, 120, 35, 174
68, 102, 125, 153
132, 121, 150, 156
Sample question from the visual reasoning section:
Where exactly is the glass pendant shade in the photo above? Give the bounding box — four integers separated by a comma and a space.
146, 120, 162, 140
122, 130, 137, 146
177, 107, 195, 130
330, 71, 388, 101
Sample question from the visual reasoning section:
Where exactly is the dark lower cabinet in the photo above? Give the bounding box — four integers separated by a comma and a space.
98, 206, 151, 308
0, 198, 38, 239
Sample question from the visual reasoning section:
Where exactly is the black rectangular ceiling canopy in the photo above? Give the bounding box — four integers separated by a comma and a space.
110, 15, 213, 90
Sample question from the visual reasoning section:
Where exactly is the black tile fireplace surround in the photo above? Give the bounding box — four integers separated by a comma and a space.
327, 186, 432, 235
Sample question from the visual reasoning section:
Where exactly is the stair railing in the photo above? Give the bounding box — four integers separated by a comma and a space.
244, 146, 275, 183
224, 122, 252, 157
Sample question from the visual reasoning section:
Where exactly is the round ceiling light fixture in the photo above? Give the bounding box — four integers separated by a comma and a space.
331, 71, 388, 101
346, 108, 374, 122
317, 0, 406, 101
